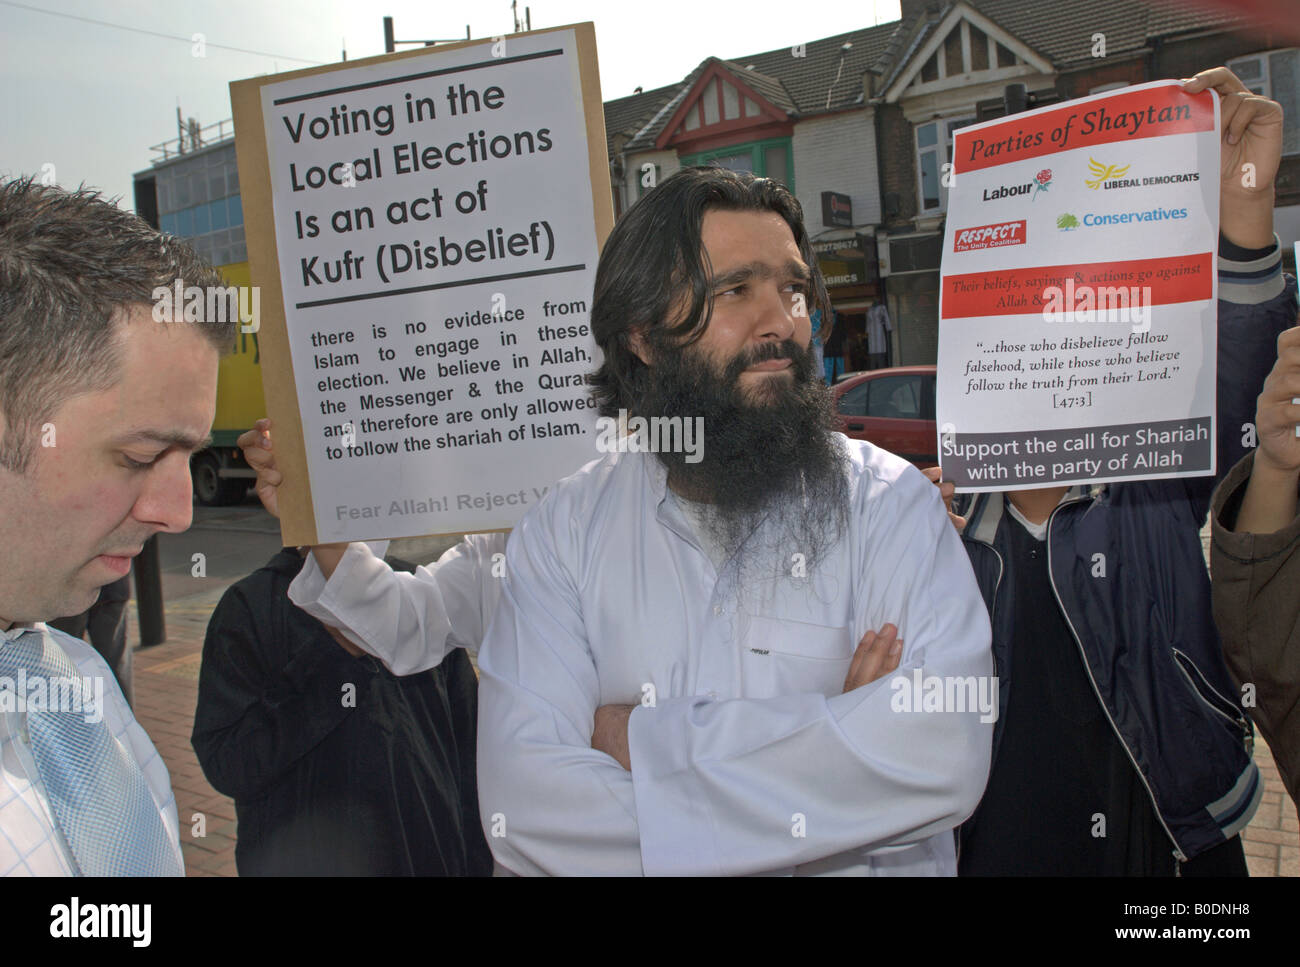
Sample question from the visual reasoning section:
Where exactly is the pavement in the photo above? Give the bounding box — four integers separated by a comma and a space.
135, 495, 285, 877
120, 498, 1297, 876
134, 585, 238, 877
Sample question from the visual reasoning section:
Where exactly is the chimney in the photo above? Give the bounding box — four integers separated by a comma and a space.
899, 0, 946, 20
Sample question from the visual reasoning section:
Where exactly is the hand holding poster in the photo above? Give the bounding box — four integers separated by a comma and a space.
230, 25, 611, 543
937, 80, 1220, 491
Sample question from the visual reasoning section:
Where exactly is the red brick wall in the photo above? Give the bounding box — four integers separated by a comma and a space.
1057, 57, 1147, 100
878, 103, 919, 230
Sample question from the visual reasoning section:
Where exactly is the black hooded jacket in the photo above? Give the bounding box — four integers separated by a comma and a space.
192, 548, 491, 876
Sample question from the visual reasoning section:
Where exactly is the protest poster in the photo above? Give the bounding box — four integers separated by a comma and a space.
936, 80, 1220, 491
230, 23, 612, 543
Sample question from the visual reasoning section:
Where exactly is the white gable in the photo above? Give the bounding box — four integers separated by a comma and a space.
885, 2, 1054, 103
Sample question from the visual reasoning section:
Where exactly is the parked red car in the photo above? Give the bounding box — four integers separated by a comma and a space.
831, 365, 937, 469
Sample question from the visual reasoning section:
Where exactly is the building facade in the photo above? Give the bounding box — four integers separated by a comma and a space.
133, 130, 263, 504
603, 0, 1300, 367
605, 30, 895, 371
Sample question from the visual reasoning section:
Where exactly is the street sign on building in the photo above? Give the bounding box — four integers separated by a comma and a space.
813, 235, 877, 288
821, 190, 853, 228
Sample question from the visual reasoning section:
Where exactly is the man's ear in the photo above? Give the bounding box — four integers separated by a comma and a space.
627, 329, 653, 367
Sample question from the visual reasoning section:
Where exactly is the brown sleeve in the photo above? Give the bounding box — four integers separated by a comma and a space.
1211, 451, 1300, 815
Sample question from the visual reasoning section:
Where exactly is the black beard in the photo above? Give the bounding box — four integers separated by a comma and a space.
631, 336, 850, 578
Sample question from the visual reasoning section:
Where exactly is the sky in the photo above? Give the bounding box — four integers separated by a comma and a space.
0, 0, 903, 208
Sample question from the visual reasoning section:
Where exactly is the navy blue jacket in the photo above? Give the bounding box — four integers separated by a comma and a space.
954, 245, 1296, 863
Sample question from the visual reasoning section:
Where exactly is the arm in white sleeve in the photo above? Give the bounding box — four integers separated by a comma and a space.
475, 512, 643, 875
626, 466, 994, 876
287, 533, 506, 675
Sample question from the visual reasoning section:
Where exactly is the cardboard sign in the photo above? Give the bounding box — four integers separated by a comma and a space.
936, 80, 1221, 491
231, 24, 612, 542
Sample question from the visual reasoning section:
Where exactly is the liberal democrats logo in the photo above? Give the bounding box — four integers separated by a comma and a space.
1085, 156, 1199, 191
1085, 157, 1131, 189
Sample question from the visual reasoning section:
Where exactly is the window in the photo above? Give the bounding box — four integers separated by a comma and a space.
680, 138, 794, 190
763, 144, 788, 184
970, 25, 989, 71
889, 233, 943, 274
838, 375, 930, 419
837, 382, 870, 417
866, 375, 922, 420
722, 82, 740, 120
916, 116, 973, 213
1228, 49, 1299, 154
710, 151, 754, 173
702, 79, 720, 125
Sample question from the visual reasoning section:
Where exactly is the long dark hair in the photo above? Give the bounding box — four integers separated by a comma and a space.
587, 166, 828, 418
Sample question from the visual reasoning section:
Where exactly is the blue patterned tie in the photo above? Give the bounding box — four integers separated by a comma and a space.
0, 628, 183, 876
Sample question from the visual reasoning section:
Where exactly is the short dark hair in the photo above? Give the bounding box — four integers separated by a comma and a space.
587, 166, 828, 418
0, 177, 235, 473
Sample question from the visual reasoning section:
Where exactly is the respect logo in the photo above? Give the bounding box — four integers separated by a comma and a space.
952, 219, 1026, 252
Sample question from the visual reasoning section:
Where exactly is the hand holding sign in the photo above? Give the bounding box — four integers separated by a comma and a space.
1253, 327, 1300, 476
1234, 325, 1300, 535
1181, 67, 1283, 250
238, 417, 352, 577
238, 418, 281, 519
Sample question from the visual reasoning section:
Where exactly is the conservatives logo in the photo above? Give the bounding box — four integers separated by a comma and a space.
1056, 207, 1188, 230
953, 219, 1026, 252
